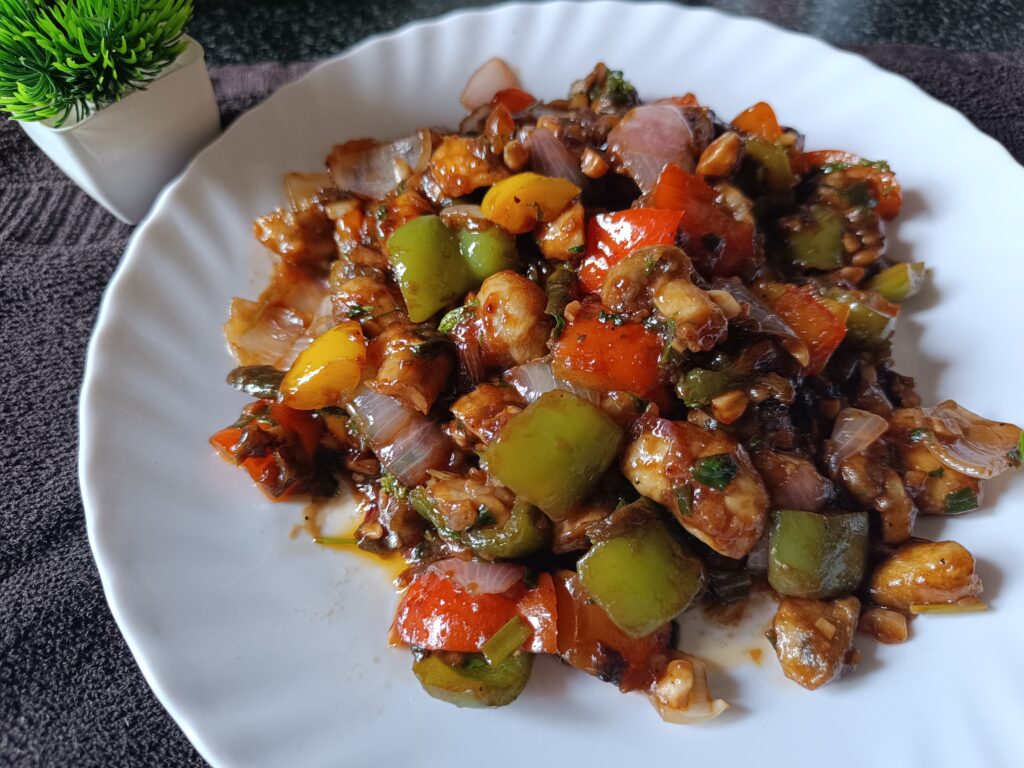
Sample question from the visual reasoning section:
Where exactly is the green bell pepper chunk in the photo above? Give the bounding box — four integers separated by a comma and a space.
744, 138, 796, 193
482, 390, 624, 521
464, 499, 551, 560
578, 519, 705, 638
407, 486, 453, 534
768, 509, 868, 599
409, 488, 550, 558
784, 205, 844, 270
866, 262, 926, 303
676, 367, 733, 407
826, 288, 897, 349
412, 652, 532, 708
458, 226, 519, 285
387, 215, 473, 323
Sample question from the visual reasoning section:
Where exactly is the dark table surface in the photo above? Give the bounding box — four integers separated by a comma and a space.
2, 2, 1023, 767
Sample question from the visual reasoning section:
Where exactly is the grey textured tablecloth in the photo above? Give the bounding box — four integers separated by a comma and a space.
1, 45, 1022, 767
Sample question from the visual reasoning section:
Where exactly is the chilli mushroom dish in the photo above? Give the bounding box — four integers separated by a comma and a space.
210, 59, 1023, 720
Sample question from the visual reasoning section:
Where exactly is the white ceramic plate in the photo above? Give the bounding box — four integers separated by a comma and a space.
80, 3, 1024, 766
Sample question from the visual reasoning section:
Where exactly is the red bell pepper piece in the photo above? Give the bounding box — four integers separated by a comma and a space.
578, 209, 683, 294
794, 150, 902, 219
392, 571, 558, 654
732, 101, 783, 142
209, 403, 321, 500
770, 285, 850, 375
492, 87, 537, 114
552, 313, 663, 395
662, 93, 700, 107
553, 570, 672, 692
652, 163, 758, 278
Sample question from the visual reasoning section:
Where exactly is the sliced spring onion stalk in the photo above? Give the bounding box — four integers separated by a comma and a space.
428, 558, 525, 595
944, 487, 979, 515
867, 262, 926, 303
460, 57, 520, 110
921, 400, 1023, 479
607, 104, 698, 194
909, 601, 988, 615
480, 615, 532, 666
326, 130, 431, 200
313, 536, 359, 548
528, 127, 585, 186
828, 407, 889, 473
706, 570, 752, 603
649, 653, 729, 724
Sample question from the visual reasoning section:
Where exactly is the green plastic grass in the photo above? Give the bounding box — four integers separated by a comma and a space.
0, 0, 193, 126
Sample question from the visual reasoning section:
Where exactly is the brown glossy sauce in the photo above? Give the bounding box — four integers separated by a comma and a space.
296, 484, 407, 581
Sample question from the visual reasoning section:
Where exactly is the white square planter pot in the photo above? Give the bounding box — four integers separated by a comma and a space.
20, 36, 220, 224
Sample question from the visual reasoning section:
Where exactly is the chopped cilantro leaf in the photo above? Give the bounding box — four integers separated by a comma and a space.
438, 300, 479, 333
692, 454, 739, 490
347, 304, 374, 319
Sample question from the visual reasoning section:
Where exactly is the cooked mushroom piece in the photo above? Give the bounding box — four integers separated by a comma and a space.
770, 596, 860, 690
869, 540, 983, 612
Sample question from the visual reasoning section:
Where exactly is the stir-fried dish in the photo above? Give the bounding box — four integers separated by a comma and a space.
210, 59, 1024, 720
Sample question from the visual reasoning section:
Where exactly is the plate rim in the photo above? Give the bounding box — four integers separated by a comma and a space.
77, 2, 1024, 764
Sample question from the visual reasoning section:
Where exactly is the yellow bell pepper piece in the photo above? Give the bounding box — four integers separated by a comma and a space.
481, 172, 581, 234
280, 321, 366, 409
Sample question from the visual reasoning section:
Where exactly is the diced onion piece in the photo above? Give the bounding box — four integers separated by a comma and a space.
774, 464, 832, 511
921, 401, 1022, 479
505, 360, 558, 401
348, 387, 453, 485
505, 360, 598, 403
284, 171, 335, 212
327, 130, 431, 200
347, 386, 415, 446
607, 104, 697, 194
649, 654, 729, 724
429, 558, 525, 595
829, 407, 888, 471
439, 203, 488, 231
461, 57, 521, 111
753, 449, 833, 512
377, 416, 453, 487
528, 127, 585, 186
226, 300, 308, 368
